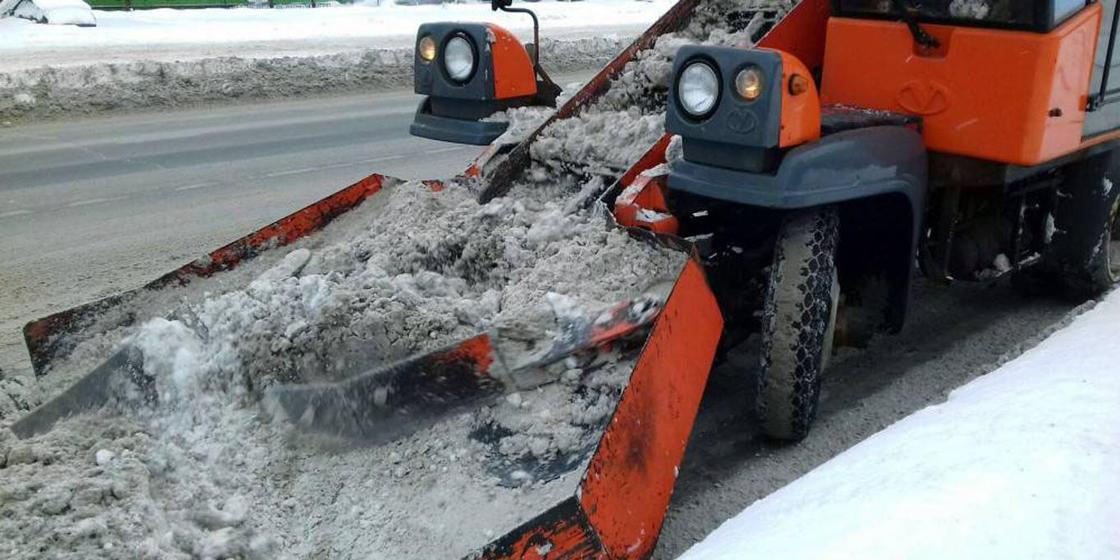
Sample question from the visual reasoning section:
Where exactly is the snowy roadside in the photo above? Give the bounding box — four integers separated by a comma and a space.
677, 289, 1120, 560
0, 1, 672, 121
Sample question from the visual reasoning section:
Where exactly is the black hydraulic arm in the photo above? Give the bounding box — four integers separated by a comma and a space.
889, 0, 940, 49
492, 0, 541, 70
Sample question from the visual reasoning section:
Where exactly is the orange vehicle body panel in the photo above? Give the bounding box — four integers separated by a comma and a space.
775, 49, 822, 148
487, 24, 538, 100
615, 135, 681, 235
580, 259, 722, 559
821, 5, 1103, 166
760, 0, 830, 69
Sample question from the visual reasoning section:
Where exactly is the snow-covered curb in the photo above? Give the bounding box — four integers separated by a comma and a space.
0, 35, 630, 122
678, 290, 1120, 560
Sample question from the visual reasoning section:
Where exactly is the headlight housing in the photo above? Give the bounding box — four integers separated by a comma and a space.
735, 66, 763, 101
418, 35, 437, 63
444, 34, 477, 83
677, 61, 720, 118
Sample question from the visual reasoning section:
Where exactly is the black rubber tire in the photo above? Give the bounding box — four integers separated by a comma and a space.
1047, 151, 1120, 300
757, 206, 840, 441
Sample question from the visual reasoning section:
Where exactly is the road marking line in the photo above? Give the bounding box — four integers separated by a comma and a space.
67, 197, 125, 208
175, 181, 219, 192
0, 209, 32, 218
265, 167, 317, 178
429, 146, 473, 154
362, 154, 407, 163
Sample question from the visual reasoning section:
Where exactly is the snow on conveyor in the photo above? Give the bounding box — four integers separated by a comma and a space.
678, 290, 1120, 560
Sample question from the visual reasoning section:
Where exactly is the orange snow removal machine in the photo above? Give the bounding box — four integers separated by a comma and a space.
13, 0, 1120, 558
410, 0, 562, 144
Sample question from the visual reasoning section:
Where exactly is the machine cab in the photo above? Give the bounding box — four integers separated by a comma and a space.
824, 0, 1109, 166
835, 1, 1090, 32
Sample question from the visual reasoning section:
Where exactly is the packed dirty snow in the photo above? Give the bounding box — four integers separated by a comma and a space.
1, 179, 683, 559
0, 1, 803, 557
525, 0, 797, 177
677, 290, 1120, 560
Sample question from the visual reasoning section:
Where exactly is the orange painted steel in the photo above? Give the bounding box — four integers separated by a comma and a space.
759, 0, 830, 70
614, 174, 680, 235
480, 498, 605, 559
821, 5, 1103, 166
580, 259, 722, 559
478, 258, 723, 560
434, 332, 496, 374
488, 23, 538, 100
614, 135, 681, 235
774, 49, 822, 148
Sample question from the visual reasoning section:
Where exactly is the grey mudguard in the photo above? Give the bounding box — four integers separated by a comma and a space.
669, 125, 927, 212
671, 125, 928, 332
410, 98, 509, 145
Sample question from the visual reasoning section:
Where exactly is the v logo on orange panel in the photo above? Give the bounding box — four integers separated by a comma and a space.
897, 80, 950, 116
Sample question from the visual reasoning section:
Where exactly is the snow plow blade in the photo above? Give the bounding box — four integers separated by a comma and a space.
266, 291, 669, 442
470, 259, 721, 559
8, 346, 147, 440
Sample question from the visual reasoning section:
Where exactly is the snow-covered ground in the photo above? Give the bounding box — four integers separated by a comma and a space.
0, 0, 669, 121
678, 289, 1120, 560
0, 0, 672, 69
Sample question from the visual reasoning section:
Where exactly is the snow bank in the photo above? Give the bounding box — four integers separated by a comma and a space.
4, 0, 95, 26
0, 0, 670, 52
0, 34, 629, 122
0, 179, 685, 559
0, 1, 672, 120
678, 290, 1120, 560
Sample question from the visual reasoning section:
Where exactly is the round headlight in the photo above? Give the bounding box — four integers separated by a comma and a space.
735, 67, 764, 101
678, 61, 720, 118
444, 35, 476, 82
418, 35, 436, 63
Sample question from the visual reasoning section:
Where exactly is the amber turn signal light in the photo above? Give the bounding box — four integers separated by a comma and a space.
418, 35, 437, 63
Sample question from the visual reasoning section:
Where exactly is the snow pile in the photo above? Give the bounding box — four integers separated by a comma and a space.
0, 35, 628, 122
0, 1, 798, 557
485, 105, 556, 145
531, 107, 666, 175
0, 178, 684, 559
524, 0, 797, 177
678, 291, 1120, 560
595, 0, 782, 113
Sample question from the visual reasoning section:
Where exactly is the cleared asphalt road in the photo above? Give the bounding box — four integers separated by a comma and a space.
0, 89, 497, 377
